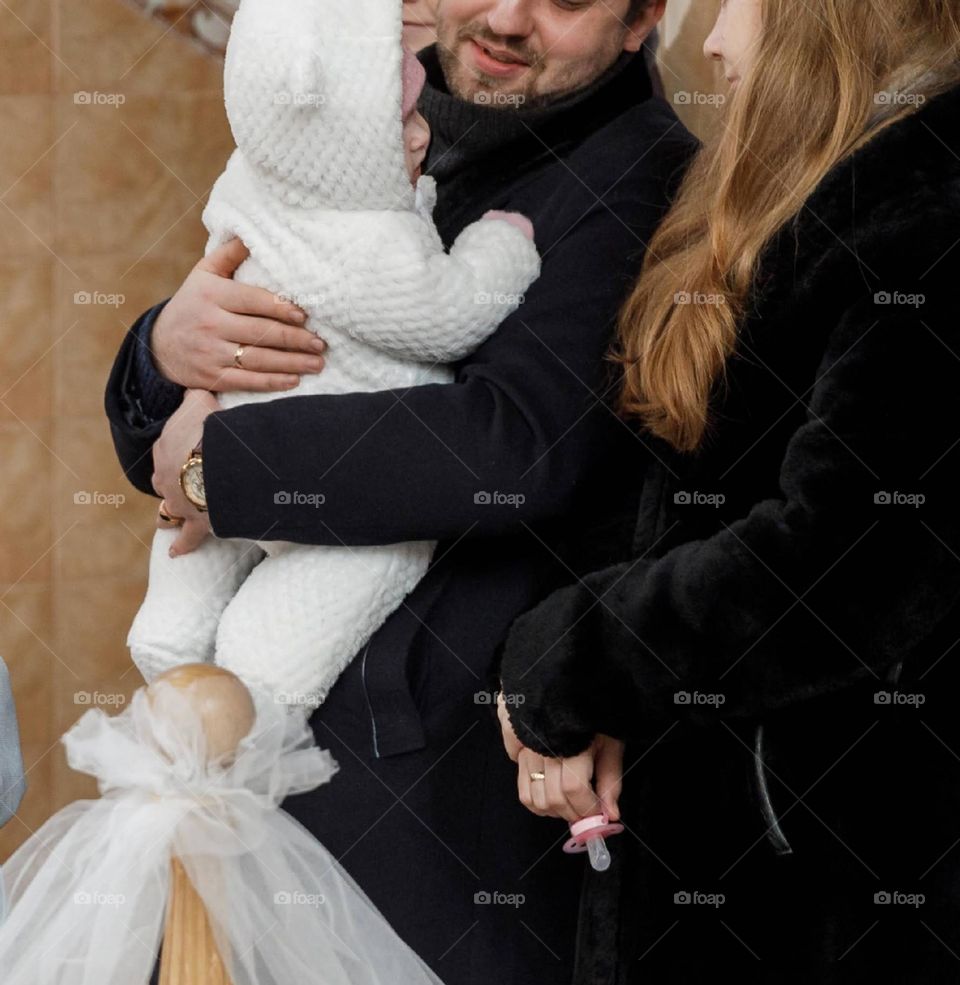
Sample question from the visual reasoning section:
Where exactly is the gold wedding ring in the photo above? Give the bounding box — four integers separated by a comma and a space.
529, 771, 546, 782
158, 500, 185, 526
233, 344, 246, 368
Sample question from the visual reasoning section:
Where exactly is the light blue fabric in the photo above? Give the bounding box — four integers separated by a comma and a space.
0, 656, 26, 830
0, 655, 26, 924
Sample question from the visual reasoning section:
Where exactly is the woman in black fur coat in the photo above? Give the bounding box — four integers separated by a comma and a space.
496, 0, 960, 981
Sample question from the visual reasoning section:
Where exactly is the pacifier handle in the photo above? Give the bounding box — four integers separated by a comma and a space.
563, 812, 624, 872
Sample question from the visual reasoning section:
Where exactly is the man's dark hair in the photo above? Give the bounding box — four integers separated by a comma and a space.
627, 0, 655, 21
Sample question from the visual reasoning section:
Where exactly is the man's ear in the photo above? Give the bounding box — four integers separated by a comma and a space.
622, 0, 667, 54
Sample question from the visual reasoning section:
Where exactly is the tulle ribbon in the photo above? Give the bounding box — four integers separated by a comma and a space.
0, 682, 445, 985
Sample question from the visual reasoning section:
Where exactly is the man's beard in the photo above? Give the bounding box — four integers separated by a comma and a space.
435, 23, 590, 111
437, 22, 618, 112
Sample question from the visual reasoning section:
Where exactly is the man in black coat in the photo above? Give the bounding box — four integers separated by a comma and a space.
105, 1, 696, 981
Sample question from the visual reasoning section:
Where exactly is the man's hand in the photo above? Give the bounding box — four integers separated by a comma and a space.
152, 389, 219, 557
150, 238, 328, 393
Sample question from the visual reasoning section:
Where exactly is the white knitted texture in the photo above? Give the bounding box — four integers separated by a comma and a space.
127, 0, 542, 710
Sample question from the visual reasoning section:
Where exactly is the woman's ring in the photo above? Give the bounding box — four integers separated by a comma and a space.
234, 344, 246, 368
529, 771, 546, 782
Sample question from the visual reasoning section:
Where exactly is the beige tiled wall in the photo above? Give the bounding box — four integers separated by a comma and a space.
0, 0, 233, 861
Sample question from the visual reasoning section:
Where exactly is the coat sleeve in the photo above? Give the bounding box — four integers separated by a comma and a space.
196, 187, 680, 547
498, 283, 960, 758
104, 299, 184, 498
339, 214, 542, 363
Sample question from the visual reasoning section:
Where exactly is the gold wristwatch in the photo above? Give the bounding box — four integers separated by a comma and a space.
179, 441, 207, 513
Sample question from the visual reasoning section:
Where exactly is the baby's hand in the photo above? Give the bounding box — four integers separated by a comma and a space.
483, 209, 535, 242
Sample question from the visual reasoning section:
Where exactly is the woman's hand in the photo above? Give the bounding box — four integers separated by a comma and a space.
152, 389, 219, 557
497, 691, 624, 823
150, 238, 328, 393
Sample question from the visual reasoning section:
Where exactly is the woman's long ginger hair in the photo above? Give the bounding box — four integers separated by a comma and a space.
614, 0, 960, 453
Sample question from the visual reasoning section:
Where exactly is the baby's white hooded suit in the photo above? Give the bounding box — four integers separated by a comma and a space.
127, 0, 541, 708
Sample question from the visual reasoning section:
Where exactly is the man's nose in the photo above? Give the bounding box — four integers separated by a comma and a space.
486, 0, 535, 40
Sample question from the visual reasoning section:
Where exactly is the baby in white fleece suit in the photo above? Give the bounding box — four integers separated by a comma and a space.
127, 0, 541, 711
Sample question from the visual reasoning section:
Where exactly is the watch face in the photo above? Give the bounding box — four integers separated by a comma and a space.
183, 461, 205, 505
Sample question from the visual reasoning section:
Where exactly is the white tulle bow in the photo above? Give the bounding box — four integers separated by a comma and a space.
0, 683, 445, 985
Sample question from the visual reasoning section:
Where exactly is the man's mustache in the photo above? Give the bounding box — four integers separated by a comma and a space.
454, 24, 542, 69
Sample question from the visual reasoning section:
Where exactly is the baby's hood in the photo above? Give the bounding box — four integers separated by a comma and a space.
224, 0, 415, 212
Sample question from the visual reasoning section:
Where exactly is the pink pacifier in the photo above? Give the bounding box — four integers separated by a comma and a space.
563, 812, 624, 872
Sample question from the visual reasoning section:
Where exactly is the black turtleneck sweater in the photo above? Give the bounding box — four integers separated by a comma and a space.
420, 45, 664, 247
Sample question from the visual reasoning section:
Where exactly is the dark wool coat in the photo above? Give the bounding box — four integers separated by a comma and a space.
500, 79, 960, 984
